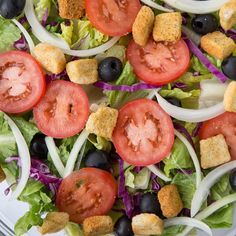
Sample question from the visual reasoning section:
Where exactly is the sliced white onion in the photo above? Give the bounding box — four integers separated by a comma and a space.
64, 130, 89, 177
63, 37, 120, 57
174, 129, 201, 188
163, 0, 228, 14
24, 0, 120, 57
45, 137, 65, 177
154, 91, 225, 122
147, 164, 172, 182
164, 217, 212, 236
191, 161, 236, 217
140, 0, 173, 12
12, 19, 35, 53
24, 0, 70, 49
180, 193, 236, 236
3, 113, 31, 200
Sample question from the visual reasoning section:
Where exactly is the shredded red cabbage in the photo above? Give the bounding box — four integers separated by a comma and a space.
192, 122, 203, 137
181, 208, 191, 217
46, 69, 70, 83
174, 122, 195, 148
173, 82, 187, 89
14, 36, 29, 52
151, 173, 161, 191
184, 38, 228, 83
42, 9, 49, 27
94, 81, 160, 92
118, 158, 134, 218
5, 157, 61, 196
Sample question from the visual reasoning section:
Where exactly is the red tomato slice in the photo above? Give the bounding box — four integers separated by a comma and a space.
56, 168, 117, 223
33, 80, 89, 139
126, 39, 190, 85
85, 0, 141, 36
0, 51, 46, 114
199, 112, 236, 160
112, 99, 174, 166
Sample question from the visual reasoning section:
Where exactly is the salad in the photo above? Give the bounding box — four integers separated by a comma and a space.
1, 0, 236, 235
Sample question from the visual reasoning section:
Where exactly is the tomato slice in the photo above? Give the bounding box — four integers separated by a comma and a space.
56, 168, 117, 223
85, 0, 141, 36
112, 99, 174, 166
33, 80, 89, 139
126, 38, 190, 85
199, 112, 236, 160
0, 51, 46, 114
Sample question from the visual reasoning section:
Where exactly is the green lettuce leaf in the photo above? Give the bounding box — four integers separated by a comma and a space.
161, 225, 185, 236
171, 173, 196, 209
60, 21, 74, 46
125, 166, 135, 188
163, 138, 193, 177
191, 55, 222, 75
88, 134, 112, 152
0, 17, 21, 52
15, 179, 55, 236
159, 88, 200, 100
108, 62, 149, 108
178, 72, 212, 86
34, 0, 51, 21
203, 204, 234, 228
65, 222, 84, 236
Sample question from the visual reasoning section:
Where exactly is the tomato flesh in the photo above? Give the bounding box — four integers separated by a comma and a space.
33, 80, 89, 139
56, 168, 117, 223
127, 39, 190, 85
199, 112, 236, 160
112, 99, 174, 166
0, 51, 46, 114
85, 0, 141, 36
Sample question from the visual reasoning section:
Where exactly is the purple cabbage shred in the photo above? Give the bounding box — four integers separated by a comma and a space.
192, 122, 203, 137
42, 9, 49, 27
151, 173, 161, 191
14, 36, 29, 52
46, 69, 70, 83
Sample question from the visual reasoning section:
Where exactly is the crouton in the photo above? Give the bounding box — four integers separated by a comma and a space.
220, 0, 236, 31
66, 59, 98, 85
86, 107, 118, 140
158, 184, 183, 218
224, 81, 236, 112
38, 212, 69, 235
201, 31, 236, 60
83, 216, 113, 236
153, 12, 182, 43
132, 213, 163, 235
58, 0, 85, 19
33, 43, 66, 74
200, 134, 231, 169
132, 6, 155, 46
0, 167, 5, 182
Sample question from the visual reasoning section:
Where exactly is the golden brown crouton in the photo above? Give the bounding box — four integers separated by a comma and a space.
132, 6, 155, 46
0, 167, 6, 182
201, 31, 236, 60
38, 212, 69, 235
224, 81, 236, 112
158, 184, 183, 218
220, 0, 236, 31
58, 0, 85, 19
200, 134, 231, 169
153, 12, 182, 43
83, 216, 113, 236
132, 213, 163, 235
86, 107, 118, 140
66, 59, 98, 85
33, 43, 66, 74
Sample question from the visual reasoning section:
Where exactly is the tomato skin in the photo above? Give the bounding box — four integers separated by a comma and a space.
113, 99, 174, 166
0, 51, 46, 114
199, 112, 236, 160
85, 0, 141, 36
33, 80, 89, 139
56, 168, 117, 224
126, 39, 190, 85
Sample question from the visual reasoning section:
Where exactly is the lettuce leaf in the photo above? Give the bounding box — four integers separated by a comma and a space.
65, 222, 84, 236
171, 173, 196, 208
178, 72, 212, 86
88, 134, 112, 152
15, 179, 55, 236
0, 17, 21, 52
160, 88, 200, 100
60, 21, 74, 46
107, 62, 149, 108
163, 138, 193, 177
34, 0, 51, 21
